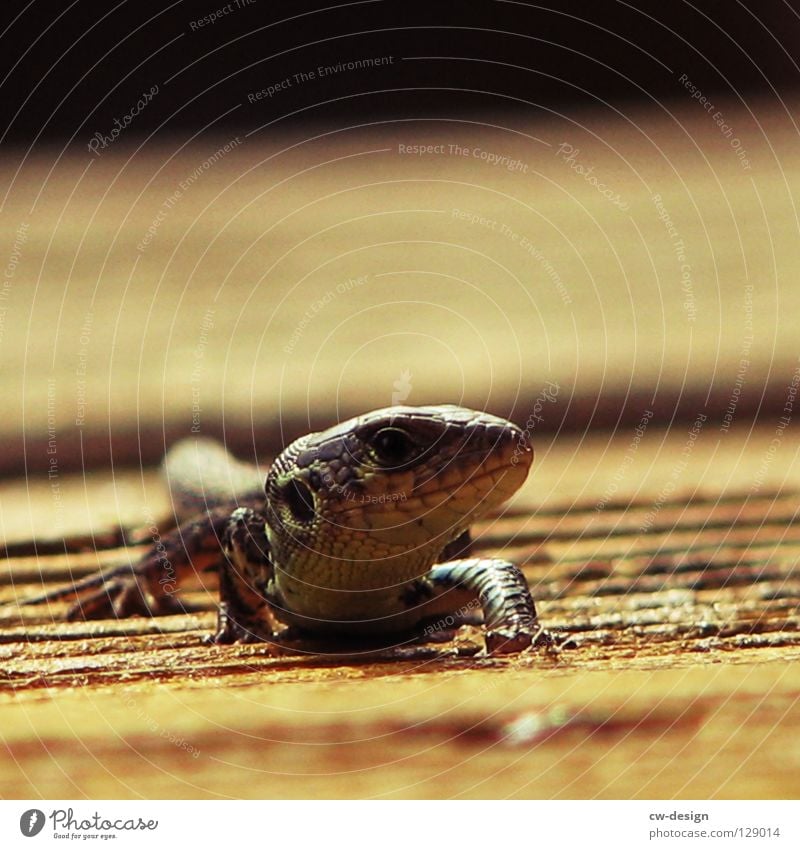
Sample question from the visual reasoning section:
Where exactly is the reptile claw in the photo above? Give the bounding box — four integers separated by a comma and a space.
485, 629, 535, 655
65, 579, 147, 620
484, 624, 557, 656
211, 600, 276, 645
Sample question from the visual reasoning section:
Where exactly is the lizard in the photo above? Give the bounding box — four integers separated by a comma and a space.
20, 405, 545, 655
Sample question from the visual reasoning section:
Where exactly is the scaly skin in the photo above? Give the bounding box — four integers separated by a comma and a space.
21, 405, 545, 654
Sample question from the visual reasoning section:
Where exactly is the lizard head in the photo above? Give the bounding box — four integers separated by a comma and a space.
263, 405, 533, 581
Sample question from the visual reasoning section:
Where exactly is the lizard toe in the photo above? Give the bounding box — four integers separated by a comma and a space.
485, 627, 535, 655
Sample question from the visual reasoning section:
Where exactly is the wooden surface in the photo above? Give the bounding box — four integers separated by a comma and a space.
2, 100, 800, 799
2, 423, 800, 799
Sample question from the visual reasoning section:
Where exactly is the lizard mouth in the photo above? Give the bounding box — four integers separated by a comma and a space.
443, 462, 530, 512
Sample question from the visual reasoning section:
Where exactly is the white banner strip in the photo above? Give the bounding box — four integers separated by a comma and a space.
0, 800, 795, 847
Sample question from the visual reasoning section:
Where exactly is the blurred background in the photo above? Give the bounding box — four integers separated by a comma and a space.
1, 0, 799, 486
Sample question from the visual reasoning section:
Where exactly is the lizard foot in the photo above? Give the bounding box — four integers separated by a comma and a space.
65, 576, 187, 621
484, 625, 558, 656
485, 627, 535, 655
207, 601, 276, 645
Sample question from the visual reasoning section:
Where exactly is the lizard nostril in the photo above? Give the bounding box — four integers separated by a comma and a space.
281, 479, 316, 523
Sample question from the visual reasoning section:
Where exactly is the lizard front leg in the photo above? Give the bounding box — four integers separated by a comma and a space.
411, 558, 547, 654
212, 507, 284, 645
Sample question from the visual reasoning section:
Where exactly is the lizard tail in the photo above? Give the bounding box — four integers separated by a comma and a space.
163, 437, 265, 520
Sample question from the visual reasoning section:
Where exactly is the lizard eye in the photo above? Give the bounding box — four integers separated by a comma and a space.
370, 427, 416, 466
281, 479, 315, 522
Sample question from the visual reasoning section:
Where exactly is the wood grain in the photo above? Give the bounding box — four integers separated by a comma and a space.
2, 421, 799, 799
